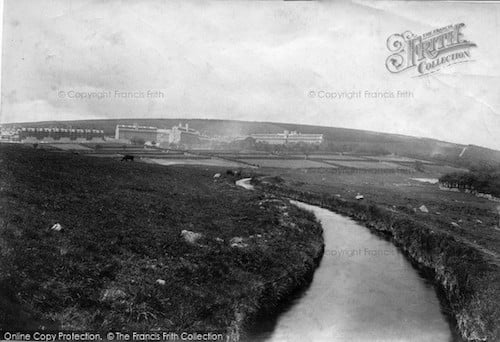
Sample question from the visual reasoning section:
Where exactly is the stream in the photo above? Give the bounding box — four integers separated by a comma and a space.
237, 179, 457, 342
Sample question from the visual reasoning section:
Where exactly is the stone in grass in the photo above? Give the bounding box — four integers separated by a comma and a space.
419, 205, 429, 213
51, 223, 63, 231
180, 230, 203, 245
230, 237, 248, 248
156, 279, 166, 286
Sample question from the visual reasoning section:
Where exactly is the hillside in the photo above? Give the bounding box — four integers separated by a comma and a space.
0, 144, 324, 336
4, 119, 500, 168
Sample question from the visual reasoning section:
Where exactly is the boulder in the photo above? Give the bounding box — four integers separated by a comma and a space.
230, 237, 248, 248
419, 205, 429, 213
181, 230, 203, 244
51, 223, 63, 231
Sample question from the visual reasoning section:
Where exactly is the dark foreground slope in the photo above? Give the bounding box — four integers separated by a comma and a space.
0, 145, 323, 339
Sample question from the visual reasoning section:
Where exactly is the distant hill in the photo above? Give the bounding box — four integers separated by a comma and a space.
4, 118, 500, 169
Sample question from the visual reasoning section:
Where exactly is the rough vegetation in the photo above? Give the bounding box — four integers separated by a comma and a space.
0, 144, 324, 339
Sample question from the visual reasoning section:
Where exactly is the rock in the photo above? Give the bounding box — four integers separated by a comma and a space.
355, 194, 364, 200
156, 279, 166, 286
101, 288, 126, 302
230, 237, 248, 248
51, 223, 63, 231
419, 205, 429, 213
181, 230, 203, 244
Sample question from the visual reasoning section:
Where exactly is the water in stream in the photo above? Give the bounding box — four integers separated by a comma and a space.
247, 200, 457, 342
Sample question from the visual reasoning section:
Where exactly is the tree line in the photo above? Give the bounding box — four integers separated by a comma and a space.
439, 168, 500, 197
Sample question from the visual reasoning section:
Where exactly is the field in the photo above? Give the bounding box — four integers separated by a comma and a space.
296, 154, 367, 160
364, 156, 435, 164
0, 144, 323, 335
144, 158, 250, 168
323, 160, 409, 170
48, 144, 93, 151
236, 159, 337, 169
37, 143, 443, 172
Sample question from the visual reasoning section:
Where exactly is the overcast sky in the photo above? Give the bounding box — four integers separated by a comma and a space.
1, 0, 500, 150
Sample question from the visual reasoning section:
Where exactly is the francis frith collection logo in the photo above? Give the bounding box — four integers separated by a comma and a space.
385, 23, 476, 76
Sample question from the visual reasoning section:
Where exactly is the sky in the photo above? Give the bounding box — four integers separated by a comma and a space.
1, 0, 500, 150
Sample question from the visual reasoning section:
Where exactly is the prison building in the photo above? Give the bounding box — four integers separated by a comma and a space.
115, 124, 158, 142
19, 127, 104, 141
169, 123, 210, 145
251, 130, 324, 145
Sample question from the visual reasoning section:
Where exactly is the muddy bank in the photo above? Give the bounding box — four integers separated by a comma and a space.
253, 179, 500, 341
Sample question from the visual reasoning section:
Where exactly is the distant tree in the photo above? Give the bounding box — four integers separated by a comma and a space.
255, 141, 272, 152
414, 160, 425, 172
296, 142, 315, 159
241, 137, 256, 150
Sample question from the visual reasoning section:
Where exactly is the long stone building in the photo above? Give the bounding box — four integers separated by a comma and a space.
251, 130, 324, 145
19, 127, 104, 141
115, 124, 158, 142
